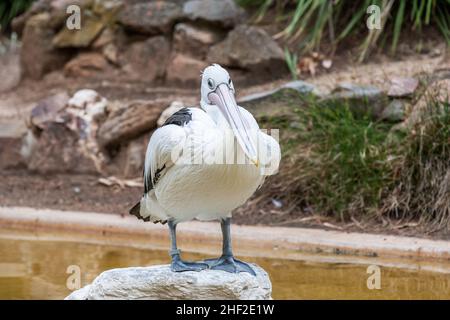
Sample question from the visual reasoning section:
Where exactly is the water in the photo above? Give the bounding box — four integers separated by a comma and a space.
1, 235, 449, 299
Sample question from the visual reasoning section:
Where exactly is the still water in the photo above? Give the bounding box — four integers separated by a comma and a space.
0, 236, 449, 299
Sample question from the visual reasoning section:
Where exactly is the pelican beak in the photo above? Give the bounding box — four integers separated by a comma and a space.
208, 83, 258, 166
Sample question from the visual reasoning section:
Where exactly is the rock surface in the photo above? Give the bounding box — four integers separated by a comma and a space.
118, 1, 183, 35
166, 53, 208, 84
121, 36, 171, 82
21, 13, 71, 79
0, 50, 21, 93
97, 99, 170, 147
208, 25, 286, 79
65, 264, 272, 300
183, 0, 245, 28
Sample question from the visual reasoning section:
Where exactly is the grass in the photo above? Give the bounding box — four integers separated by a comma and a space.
0, 0, 35, 31
251, 88, 450, 229
280, 96, 395, 221
237, 0, 450, 61
382, 93, 450, 228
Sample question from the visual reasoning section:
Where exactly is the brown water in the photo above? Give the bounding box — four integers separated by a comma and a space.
1, 235, 449, 300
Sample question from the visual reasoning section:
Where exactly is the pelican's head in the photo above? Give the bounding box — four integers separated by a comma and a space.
200, 64, 258, 166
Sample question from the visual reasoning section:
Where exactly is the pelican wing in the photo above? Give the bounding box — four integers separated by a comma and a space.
130, 108, 192, 223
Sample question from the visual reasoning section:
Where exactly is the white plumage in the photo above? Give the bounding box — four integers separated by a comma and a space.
130, 64, 280, 274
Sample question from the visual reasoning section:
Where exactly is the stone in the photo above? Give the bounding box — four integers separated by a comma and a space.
25, 120, 100, 174
97, 99, 170, 147
0, 51, 21, 93
52, 13, 105, 48
118, 1, 183, 35
65, 264, 271, 300
381, 100, 406, 122
30, 92, 70, 130
183, 0, 245, 28
121, 37, 170, 82
157, 101, 185, 126
23, 90, 108, 174
238, 80, 317, 104
67, 89, 108, 122
64, 52, 109, 78
166, 54, 208, 84
387, 77, 419, 98
207, 25, 287, 80
21, 13, 71, 79
173, 22, 224, 58
322, 83, 389, 119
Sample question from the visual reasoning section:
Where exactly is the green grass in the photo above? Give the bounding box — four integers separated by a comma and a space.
237, 0, 450, 61
258, 89, 450, 228
286, 99, 395, 221
0, 0, 35, 31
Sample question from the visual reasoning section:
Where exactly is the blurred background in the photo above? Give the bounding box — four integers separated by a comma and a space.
0, 0, 450, 299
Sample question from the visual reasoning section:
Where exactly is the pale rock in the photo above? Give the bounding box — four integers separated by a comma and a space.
387, 77, 419, 98
65, 264, 272, 300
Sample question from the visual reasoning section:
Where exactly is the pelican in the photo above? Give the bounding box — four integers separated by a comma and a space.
130, 64, 280, 275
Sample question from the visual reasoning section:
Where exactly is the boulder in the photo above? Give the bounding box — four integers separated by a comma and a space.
65, 264, 272, 300
207, 25, 287, 80
29, 92, 70, 130
387, 77, 419, 98
25, 120, 100, 174
23, 90, 108, 174
183, 0, 245, 28
52, 12, 105, 48
166, 54, 208, 84
64, 52, 109, 78
173, 22, 224, 58
121, 36, 171, 82
0, 51, 21, 93
381, 99, 406, 122
21, 13, 72, 79
97, 99, 170, 147
322, 83, 389, 119
117, 1, 184, 35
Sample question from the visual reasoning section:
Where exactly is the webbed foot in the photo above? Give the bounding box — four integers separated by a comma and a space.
204, 255, 256, 276
171, 253, 209, 272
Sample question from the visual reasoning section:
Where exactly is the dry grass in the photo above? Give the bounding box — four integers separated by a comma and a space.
237, 88, 450, 230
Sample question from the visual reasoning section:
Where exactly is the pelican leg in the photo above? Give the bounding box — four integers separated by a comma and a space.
168, 220, 208, 272
205, 217, 256, 276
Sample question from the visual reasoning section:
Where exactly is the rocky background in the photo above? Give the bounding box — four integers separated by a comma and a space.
1, 0, 450, 235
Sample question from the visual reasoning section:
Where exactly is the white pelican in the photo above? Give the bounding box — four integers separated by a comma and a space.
130, 64, 280, 275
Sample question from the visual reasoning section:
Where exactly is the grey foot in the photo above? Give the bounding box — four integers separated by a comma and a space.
204, 255, 256, 276
171, 255, 209, 272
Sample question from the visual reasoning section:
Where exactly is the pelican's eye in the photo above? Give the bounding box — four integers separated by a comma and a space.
207, 78, 215, 90
228, 78, 232, 85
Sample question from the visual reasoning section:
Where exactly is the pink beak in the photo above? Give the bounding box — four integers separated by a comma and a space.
208, 83, 258, 166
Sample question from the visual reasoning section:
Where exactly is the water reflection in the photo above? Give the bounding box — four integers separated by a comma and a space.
1, 238, 449, 299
